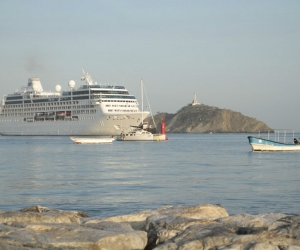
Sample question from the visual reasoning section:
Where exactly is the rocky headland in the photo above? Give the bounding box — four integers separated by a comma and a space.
146, 104, 272, 133
1, 204, 299, 249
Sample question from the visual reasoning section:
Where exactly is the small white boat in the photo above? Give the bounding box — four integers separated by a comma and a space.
117, 80, 168, 142
248, 130, 300, 151
70, 137, 114, 144
117, 129, 154, 141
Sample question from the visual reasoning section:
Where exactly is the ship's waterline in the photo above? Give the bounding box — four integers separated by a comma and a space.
0, 113, 148, 136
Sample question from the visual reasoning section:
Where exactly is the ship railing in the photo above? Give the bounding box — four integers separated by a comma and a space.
258, 129, 295, 144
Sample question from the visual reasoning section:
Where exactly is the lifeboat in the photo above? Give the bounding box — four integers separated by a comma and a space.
57, 111, 66, 116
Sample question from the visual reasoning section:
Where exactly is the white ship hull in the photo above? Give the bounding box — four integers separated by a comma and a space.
0, 112, 148, 136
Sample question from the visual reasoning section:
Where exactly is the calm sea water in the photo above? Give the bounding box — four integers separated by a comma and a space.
0, 133, 299, 217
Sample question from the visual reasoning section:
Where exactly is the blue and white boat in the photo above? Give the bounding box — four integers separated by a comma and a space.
248, 131, 300, 151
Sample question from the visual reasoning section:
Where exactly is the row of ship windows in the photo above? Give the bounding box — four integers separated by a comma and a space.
62, 90, 129, 95
3, 100, 136, 109
3, 101, 87, 108
102, 100, 137, 103
105, 105, 137, 108
0, 117, 97, 122
5, 96, 136, 104
80, 85, 125, 90
2, 105, 95, 112
3, 101, 82, 108
0, 109, 139, 117
0, 110, 97, 117
107, 109, 138, 112
13, 92, 96, 99
72, 110, 96, 114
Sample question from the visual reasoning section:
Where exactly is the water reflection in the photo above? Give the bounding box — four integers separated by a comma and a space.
0, 134, 299, 217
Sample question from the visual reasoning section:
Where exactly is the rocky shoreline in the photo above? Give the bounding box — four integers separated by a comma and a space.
0, 204, 299, 249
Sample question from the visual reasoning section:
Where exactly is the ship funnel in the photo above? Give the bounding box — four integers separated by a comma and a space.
28, 78, 43, 92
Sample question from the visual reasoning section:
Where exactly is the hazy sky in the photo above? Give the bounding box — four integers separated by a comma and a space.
1, 1, 299, 131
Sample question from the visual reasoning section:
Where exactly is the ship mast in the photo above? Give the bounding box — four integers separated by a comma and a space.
140, 79, 156, 130
81, 69, 93, 85
141, 79, 143, 122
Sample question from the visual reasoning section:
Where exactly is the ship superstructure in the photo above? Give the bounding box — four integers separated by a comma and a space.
0, 70, 149, 135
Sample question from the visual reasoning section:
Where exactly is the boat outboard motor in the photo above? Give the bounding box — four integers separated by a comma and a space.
294, 138, 299, 144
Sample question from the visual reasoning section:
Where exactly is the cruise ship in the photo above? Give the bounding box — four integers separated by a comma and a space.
0, 70, 149, 136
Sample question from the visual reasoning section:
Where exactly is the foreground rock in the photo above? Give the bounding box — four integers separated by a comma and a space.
0, 205, 147, 249
0, 204, 299, 249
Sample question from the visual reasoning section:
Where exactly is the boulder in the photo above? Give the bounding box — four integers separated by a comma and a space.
1, 204, 300, 250
143, 204, 229, 249
0, 205, 147, 250
151, 213, 300, 250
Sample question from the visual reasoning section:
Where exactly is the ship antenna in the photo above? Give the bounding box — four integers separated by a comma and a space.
81, 69, 93, 85
141, 78, 143, 123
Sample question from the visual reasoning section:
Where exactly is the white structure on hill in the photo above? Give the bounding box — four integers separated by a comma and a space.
192, 93, 201, 105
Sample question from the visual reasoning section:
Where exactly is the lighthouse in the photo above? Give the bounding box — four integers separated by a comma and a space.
192, 93, 201, 105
